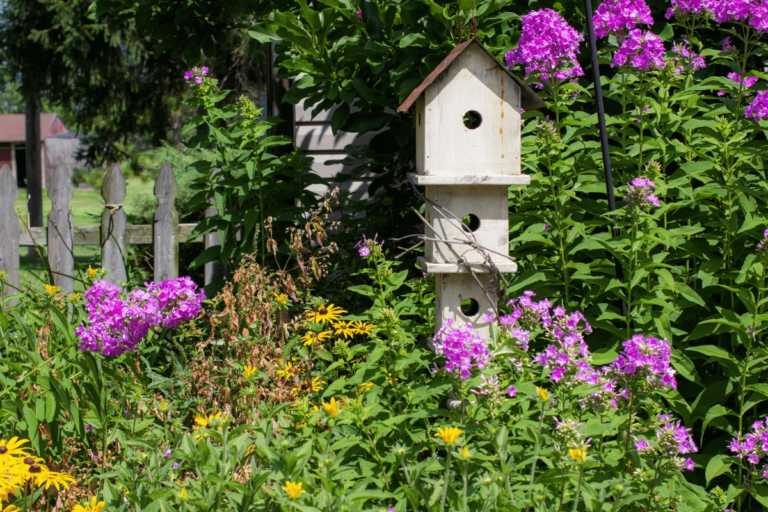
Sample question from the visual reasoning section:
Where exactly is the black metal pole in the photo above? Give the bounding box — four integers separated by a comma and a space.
581, 0, 628, 318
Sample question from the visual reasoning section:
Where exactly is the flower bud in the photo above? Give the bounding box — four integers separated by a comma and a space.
482, 476, 492, 486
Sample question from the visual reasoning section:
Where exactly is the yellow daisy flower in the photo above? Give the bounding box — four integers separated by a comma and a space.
243, 365, 257, 380
332, 321, 355, 339
306, 304, 346, 324
459, 446, 471, 460
276, 362, 301, 379
70, 293, 80, 302
274, 293, 288, 306
292, 376, 326, 394
87, 266, 98, 279
351, 321, 376, 335
434, 427, 462, 445
283, 481, 306, 500
0, 437, 31, 459
300, 330, 332, 346
33, 470, 75, 491
535, 386, 549, 401
43, 284, 59, 296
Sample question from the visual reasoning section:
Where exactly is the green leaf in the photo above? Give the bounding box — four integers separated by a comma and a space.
705, 455, 732, 484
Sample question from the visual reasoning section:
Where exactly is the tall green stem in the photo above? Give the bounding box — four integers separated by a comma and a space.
571, 464, 585, 512
440, 450, 453, 512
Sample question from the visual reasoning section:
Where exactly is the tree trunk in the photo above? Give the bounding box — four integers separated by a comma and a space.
24, 88, 43, 227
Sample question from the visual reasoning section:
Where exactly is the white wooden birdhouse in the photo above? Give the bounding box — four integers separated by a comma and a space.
398, 38, 543, 337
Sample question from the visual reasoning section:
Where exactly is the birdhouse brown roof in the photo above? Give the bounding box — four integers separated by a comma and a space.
397, 38, 545, 114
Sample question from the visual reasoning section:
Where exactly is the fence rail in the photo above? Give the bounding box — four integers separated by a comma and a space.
0, 163, 217, 299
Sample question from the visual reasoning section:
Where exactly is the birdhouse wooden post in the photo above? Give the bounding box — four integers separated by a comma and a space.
398, 38, 544, 338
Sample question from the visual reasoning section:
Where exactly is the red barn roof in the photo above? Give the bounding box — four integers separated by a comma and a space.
0, 113, 69, 143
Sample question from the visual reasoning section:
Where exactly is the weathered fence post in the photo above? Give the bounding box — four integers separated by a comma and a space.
0, 165, 19, 298
204, 169, 227, 286
153, 164, 179, 282
101, 165, 128, 285
47, 166, 75, 293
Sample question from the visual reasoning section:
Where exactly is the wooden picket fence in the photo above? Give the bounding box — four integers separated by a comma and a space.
0, 163, 222, 299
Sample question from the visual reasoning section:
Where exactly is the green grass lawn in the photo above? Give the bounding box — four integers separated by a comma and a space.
15, 176, 156, 228
14, 177, 157, 291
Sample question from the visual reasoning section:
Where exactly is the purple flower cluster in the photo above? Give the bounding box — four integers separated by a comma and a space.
533, 308, 594, 384
624, 177, 660, 211
505, 9, 584, 87
711, 0, 768, 33
746, 91, 768, 122
146, 277, 205, 329
594, 0, 654, 39
183, 67, 209, 85
729, 419, 768, 470
636, 415, 697, 471
665, 0, 716, 19
355, 233, 382, 258
76, 278, 204, 356
607, 334, 677, 391
504, 291, 553, 331
717, 72, 759, 97
433, 320, 489, 379
671, 41, 706, 75
721, 37, 737, 52
612, 30, 666, 71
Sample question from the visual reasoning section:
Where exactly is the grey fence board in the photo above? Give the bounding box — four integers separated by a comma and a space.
0, 165, 19, 298
153, 164, 179, 282
100, 165, 128, 285
47, 166, 75, 292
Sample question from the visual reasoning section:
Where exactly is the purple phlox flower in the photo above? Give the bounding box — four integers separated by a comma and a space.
728, 72, 759, 89
125, 409, 131, 418
355, 234, 382, 259
90, 450, 99, 463
608, 334, 676, 392
505, 9, 584, 86
543, 223, 550, 231
165, 449, 172, 459
75, 280, 163, 356
508, 385, 517, 397
685, 458, 695, 471
357, 10, 362, 18
594, 0, 654, 39
173, 462, 180, 470
200, 67, 209, 75
671, 41, 706, 76
612, 29, 666, 71
85, 424, 93, 432
746, 91, 768, 122
195, 76, 203, 84
434, 320, 489, 380
666, 0, 717, 18
183, 70, 194, 81
721, 37, 737, 52
759, 228, 768, 254
388, 508, 394, 512
635, 437, 650, 451
482, 313, 495, 323
506, 291, 553, 330
711, 0, 768, 33
624, 177, 660, 211
146, 277, 205, 330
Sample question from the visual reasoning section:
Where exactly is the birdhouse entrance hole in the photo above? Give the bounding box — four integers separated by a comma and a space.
462, 110, 482, 130
461, 214, 481, 233
460, 298, 480, 317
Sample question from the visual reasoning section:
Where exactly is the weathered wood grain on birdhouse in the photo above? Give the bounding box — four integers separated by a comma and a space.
425, 185, 510, 266
417, 43, 522, 177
